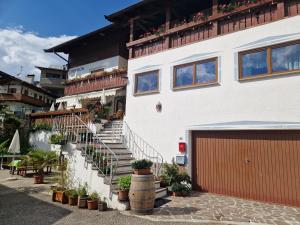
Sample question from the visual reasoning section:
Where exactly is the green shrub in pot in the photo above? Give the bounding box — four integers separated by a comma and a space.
50, 134, 65, 145
131, 159, 153, 175
117, 175, 131, 201
171, 181, 192, 197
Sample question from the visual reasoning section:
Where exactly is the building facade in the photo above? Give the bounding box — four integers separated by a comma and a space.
0, 71, 55, 115
37, 66, 67, 98
46, 24, 128, 117
107, 0, 300, 207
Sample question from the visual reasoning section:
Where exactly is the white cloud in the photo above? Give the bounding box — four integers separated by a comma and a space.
0, 27, 76, 80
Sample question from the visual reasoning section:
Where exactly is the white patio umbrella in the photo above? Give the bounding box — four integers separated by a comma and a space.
101, 89, 107, 104
57, 102, 63, 111
6, 130, 20, 180
49, 102, 55, 112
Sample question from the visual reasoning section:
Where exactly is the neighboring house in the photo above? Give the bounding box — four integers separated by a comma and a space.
106, 0, 300, 207
45, 24, 128, 116
36, 66, 67, 98
0, 71, 55, 115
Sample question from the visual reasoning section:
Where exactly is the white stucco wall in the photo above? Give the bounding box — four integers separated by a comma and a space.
29, 131, 52, 151
124, 16, 300, 163
68, 56, 127, 80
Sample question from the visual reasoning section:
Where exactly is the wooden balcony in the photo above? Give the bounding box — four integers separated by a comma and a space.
64, 73, 128, 95
0, 93, 49, 107
128, 0, 300, 58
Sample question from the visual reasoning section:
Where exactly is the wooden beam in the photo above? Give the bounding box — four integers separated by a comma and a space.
129, 18, 134, 59
276, 1, 285, 19
164, 4, 171, 50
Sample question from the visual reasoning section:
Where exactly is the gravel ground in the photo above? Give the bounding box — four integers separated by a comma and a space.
0, 171, 220, 225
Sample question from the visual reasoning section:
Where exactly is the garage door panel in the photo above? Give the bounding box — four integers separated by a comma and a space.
192, 130, 300, 207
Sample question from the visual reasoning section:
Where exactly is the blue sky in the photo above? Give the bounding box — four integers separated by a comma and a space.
0, 0, 139, 37
0, 0, 139, 78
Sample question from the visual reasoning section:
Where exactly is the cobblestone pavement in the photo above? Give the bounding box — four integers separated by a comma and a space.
1, 171, 300, 225
122, 192, 300, 225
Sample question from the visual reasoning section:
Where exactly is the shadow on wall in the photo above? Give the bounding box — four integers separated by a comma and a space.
0, 184, 72, 225
29, 131, 52, 151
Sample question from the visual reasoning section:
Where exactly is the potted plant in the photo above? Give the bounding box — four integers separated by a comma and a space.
98, 197, 108, 211
117, 175, 131, 201
131, 159, 153, 175
87, 192, 99, 210
53, 187, 68, 204
50, 133, 65, 153
171, 181, 192, 197
24, 150, 58, 184
77, 184, 88, 208
67, 189, 78, 206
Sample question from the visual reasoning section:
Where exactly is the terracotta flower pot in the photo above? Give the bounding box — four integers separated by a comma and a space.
173, 192, 187, 197
87, 200, 98, 210
68, 196, 78, 206
33, 175, 44, 184
78, 196, 88, 208
133, 168, 151, 175
55, 191, 68, 204
118, 190, 129, 201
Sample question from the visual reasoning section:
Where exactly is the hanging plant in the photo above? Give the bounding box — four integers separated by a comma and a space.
218, 0, 258, 14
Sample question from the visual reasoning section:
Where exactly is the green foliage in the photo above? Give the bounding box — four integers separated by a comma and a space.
171, 182, 192, 194
89, 192, 99, 201
23, 150, 58, 174
131, 159, 153, 170
66, 189, 78, 198
30, 123, 52, 132
77, 183, 88, 197
118, 175, 131, 191
160, 163, 191, 186
174, 172, 192, 184
0, 139, 9, 154
50, 134, 65, 145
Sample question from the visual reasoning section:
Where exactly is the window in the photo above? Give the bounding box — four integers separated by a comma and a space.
135, 70, 159, 95
239, 40, 300, 79
46, 73, 61, 79
8, 88, 17, 93
174, 58, 218, 89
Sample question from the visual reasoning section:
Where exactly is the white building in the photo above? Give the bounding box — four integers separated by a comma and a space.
106, 0, 300, 207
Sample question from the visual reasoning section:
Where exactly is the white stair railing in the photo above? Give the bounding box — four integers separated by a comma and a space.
115, 121, 164, 177
52, 114, 119, 184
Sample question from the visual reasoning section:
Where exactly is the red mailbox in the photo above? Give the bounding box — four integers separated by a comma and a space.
179, 142, 186, 153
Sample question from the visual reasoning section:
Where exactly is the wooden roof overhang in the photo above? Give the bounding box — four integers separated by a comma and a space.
44, 24, 125, 54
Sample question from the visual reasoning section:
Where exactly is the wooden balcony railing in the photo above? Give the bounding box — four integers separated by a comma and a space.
64, 73, 128, 95
128, 0, 300, 58
0, 93, 49, 107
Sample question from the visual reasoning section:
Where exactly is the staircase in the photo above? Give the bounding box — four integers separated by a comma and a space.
53, 115, 167, 208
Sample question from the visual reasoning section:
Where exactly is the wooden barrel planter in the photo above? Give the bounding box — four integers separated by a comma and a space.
129, 174, 155, 214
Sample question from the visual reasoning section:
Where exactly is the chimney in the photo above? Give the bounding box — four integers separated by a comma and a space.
26, 74, 35, 84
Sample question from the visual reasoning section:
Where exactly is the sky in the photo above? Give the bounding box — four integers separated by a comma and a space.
0, 0, 139, 80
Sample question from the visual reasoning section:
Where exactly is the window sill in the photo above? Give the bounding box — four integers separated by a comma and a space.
173, 82, 220, 91
134, 90, 160, 96
239, 70, 300, 81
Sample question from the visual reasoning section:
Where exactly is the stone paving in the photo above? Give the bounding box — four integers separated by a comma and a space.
123, 192, 300, 225
1, 170, 300, 225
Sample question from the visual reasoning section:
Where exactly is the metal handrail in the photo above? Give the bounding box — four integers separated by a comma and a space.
120, 121, 164, 177
52, 114, 118, 184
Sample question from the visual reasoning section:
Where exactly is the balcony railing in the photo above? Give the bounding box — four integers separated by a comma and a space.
128, 0, 300, 58
64, 73, 128, 95
0, 93, 49, 106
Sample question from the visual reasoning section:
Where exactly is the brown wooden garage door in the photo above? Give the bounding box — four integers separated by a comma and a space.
192, 130, 300, 207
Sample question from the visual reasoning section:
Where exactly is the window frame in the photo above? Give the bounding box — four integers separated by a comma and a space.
173, 57, 219, 90
134, 70, 160, 96
239, 40, 300, 80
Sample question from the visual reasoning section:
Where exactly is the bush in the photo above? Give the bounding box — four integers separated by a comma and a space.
50, 134, 65, 145
67, 189, 78, 198
77, 184, 88, 198
89, 192, 99, 201
171, 181, 192, 194
118, 175, 131, 191
174, 172, 192, 184
131, 159, 153, 170
160, 163, 191, 186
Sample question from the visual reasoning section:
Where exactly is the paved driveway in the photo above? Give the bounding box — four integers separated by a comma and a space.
1, 171, 299, 225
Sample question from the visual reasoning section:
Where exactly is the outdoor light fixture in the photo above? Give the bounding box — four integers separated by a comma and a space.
156, 102, 162, 112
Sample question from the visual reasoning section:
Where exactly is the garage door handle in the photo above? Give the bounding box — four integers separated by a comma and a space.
245, 159, 251, 164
